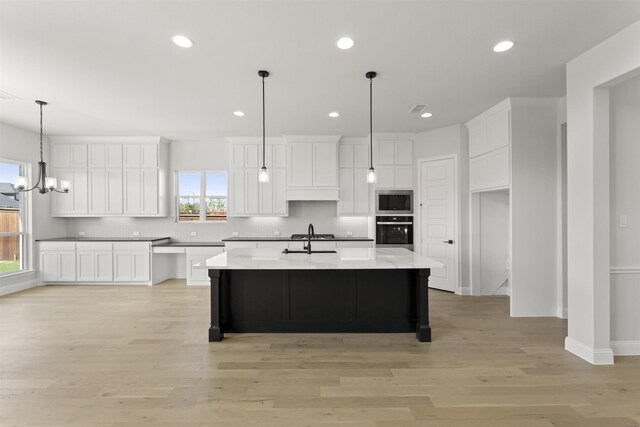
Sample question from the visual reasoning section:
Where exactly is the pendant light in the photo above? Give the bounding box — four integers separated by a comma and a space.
258, 70, 270, 183
366, 71, 377, 184
15, 101, 70, 194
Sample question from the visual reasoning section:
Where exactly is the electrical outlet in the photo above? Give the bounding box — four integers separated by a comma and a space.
619, 215, 628, 228
347, 231, 353, 236
190, 231, 197, 236
133, 231, 140, 236
274, 231, 281, 236
232, 231, 239, 237
78, 231, 86, 236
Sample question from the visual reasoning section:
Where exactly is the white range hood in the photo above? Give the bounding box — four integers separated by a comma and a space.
285, 135, 340, 201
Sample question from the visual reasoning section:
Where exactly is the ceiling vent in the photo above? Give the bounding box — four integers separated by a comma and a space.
409, 104, 427, 114
0, 90, 21, 101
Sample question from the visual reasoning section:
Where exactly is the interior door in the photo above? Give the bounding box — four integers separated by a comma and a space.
420, 158, 457, 292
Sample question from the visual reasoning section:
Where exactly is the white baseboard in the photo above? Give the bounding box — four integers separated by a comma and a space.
557, 306, 568, 319
565, 336, 614, 365
458, 286, 471, 295
611, 341, 640, 356
0, 277, 38, 296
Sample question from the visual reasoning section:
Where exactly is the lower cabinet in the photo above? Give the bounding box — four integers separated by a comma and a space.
186, 247, 224, 285
39, 241, 152, 284
114, 251, 150, 282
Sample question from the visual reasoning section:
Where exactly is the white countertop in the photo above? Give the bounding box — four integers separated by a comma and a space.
196, 248, 443, 270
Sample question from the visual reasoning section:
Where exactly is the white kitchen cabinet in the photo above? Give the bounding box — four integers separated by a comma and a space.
337, 148, 370, 216
394, 141, 413, 165
468, 122, 488, 158
487, 109, 510, 152
373, 139, 414, 189
285, 136, 340, 200
76, 243, 114, 282
375, 140, 395, 165
113, 251, 150, 282
395, 165, 414, 188
51, 137, 168, 217
376, 165, 395, 188
123, 168, 158, 215
336, 241, 374, 248
469, 146, 510, 192
228, 139, 288, 217
52, 143, 87, 168
51, 168, 88, 215
39, 242, 77, 282
224, 241, 259, 250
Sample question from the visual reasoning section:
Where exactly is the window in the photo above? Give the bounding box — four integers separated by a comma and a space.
177, 171, 227, 222
0, 160, 29, 275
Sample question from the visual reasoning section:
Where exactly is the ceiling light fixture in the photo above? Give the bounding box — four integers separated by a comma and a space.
172, 35, 193, 48
233, 111, 245, 117
493, 40, 514, 52
337, 37, 355, 50
421, 112, 433, 118
15, 101, 70, 195
366, 71, 377, 184
329, 112, 339, 118
258, 70, 270, 183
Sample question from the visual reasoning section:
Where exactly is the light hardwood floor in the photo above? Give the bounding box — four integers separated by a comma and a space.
1, 280, 639, 426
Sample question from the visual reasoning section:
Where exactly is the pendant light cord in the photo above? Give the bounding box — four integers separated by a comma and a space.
262, 74, 266, 168
39, 102, 44, 163
369, 76, 373, 168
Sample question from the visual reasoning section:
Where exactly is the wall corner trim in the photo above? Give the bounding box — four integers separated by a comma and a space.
565, 336, 614, 365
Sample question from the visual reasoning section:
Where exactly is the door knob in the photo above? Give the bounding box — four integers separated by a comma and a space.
443, 240, 454, 244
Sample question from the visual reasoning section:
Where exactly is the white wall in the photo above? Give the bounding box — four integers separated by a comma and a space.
414, 124, 470, 293
556, 97, 568, 318
609, 74, 640, 355
0, 122, 66, 295
565, 19, 640, 364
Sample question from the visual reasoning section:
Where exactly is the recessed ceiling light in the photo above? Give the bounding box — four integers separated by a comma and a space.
329, 112, 340, 118
172, 35, 193, 48
336, 37, 355, 50
233, 111, 245, 117
421, 112, 433, 118
493, 40, 514, 53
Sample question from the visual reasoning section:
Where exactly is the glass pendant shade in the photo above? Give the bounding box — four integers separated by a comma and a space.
15, 176, 27, 190
45, 177, 57, 190
367, 168, 377, 184
60, 180, 70, 191
259, 167, 270, 183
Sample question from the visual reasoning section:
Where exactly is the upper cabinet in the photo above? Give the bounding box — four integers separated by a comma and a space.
466, 101, 511, 192
337, 143, 370, 216
227, 138, 288, 217
50, 137, 169, 217
373, 138, 414, 189
285, 136, 340, 200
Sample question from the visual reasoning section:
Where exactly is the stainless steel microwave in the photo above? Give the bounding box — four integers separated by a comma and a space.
375, 190, 414, 215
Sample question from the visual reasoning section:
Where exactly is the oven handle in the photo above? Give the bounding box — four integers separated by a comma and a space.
376, 222, 413, 225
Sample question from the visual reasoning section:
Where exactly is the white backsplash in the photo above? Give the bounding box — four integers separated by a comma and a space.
64, 201, 372, 241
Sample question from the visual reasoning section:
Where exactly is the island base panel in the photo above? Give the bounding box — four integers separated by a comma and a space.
209, 268, 431, 342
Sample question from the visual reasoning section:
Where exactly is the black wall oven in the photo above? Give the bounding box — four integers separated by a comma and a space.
376, 216, 414, 250
376, 190, 413, 215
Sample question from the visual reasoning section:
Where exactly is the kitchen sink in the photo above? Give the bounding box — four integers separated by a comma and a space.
282, 249, 337, 254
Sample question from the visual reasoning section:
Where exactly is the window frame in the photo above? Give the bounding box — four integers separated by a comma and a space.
175, 170, 228, 223
0, 158, 32, 277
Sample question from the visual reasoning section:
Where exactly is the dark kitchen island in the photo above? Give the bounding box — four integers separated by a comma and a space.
199, 248, 443, 343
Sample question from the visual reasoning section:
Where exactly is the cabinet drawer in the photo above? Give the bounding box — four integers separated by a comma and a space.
39, 242, 76, 251
153, 246, 186, 254
113, 242, 150, 251
76, 242, 113, 251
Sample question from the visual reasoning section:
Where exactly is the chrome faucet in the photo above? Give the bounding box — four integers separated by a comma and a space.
305, 223, 315, 254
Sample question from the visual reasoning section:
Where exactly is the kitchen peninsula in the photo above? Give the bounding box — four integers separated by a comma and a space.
201, 247, 443, 343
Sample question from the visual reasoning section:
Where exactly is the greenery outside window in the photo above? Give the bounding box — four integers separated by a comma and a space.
177, 171, 227, 222
0, 160, 29, 275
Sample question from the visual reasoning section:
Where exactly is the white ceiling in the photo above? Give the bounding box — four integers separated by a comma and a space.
1, 0, 639, 140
